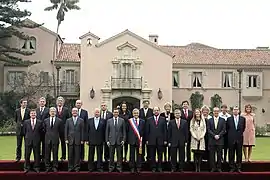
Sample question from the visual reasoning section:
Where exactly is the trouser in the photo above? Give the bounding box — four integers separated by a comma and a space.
109, 145, 123, 171
16, 135, 24, 159
45, 142, 59, 170
171, 145, 185, 170
194, 152, 203, 172
88, 144, 103, 170
24, 143, 40, 171
229, 142, 243, 170
129, 144, 142, 170
149, 145, 164, 170
68, 144, 80, 171
59, 131, 66, 159
209, 145, 223, 170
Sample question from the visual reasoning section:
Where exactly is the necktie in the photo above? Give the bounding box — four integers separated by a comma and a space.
177, 119, 180, 129
50, 118, 54, 129
114, 118, 117, 127
102, 111, 105, 119
215, 118, 218, 129
235, 116, 238, 129
185, 109, 188, 118
95, 118, 98, 130
135, 119, 138, 126
58, 107, 62, 115
155, 116, 158, 125
40, 107, 44, 115
73, 117, 77, 125
21, 109, 25, 120
31, 119, 35, 130
144, 109, 147, 116
78, 109, 81, 117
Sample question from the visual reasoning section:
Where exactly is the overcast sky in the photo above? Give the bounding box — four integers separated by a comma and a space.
20, 0, 270, 49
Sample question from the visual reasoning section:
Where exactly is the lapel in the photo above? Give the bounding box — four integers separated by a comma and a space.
71, 117, 78, 127
93, 118, 100, 130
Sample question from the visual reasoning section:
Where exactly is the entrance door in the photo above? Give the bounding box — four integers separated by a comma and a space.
112, 97, 140, 111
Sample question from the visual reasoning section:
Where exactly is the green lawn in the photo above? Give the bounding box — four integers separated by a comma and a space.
0, 136, 269, 160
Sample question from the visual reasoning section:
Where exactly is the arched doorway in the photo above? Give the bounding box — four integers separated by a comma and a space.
112, 96, 140, 111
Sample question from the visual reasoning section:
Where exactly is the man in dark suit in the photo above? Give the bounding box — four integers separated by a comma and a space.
168, 109, 188, 172
127, 108, 145, 173
146, 106, 167, 172
86, 108, 106, 172
207, 107, 226, 172
23, 109, 43, 173
75, 99, 89, 161
100, 102, 113, 162
139, 100, 153, 162
227, 106, 246, 172
105, 108, 126, 172
180, 100, 193, 162
36, 97, 50, 161
56, 96, 70, 161
44, 107, 63, 172
14, 99, 30, 162
160, 102, 175, 161
65, 108, 84, 172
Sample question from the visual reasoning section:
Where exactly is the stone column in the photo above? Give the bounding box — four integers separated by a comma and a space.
101, 80, 112, 110
111, 59, 120, 78
134, 59, 142, 78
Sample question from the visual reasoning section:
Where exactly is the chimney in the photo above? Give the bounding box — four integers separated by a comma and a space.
149, 34, 158, 44
256, 46, 269, 50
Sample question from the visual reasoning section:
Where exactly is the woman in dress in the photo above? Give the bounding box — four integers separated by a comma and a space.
201, 105, 211, 162
190, 109, 206, 172
160, 102, 175, 161
242, 104, 255, 162
119, 102, 132, 162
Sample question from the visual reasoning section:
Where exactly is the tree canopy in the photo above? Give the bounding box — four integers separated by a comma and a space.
0, 0, 40, 65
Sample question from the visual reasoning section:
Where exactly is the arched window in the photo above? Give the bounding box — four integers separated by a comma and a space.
86, 38, 92, 46
21, 36, 37, 50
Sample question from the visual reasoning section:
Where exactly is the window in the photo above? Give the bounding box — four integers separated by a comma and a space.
119, 63, 134, 78
40, 71, 49, 85
7, 71, 25, 86
172, 71, 179, 87
247, 75, 258, 88
192, 72, 202, 87
21, 37, 36, 50
86, 38, 92, 46
222, 72, 233, 87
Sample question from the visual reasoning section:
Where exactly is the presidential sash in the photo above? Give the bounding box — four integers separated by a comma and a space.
128, 118, 142, 154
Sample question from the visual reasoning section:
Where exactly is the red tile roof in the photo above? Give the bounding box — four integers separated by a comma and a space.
57, 42, 270, 65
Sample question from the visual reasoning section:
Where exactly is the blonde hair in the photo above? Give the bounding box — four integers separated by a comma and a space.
201, 105, 210, 112
164, 102, 171, 109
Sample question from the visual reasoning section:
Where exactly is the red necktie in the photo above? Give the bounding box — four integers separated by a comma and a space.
155, 116, 158, 125
177, 119, 180, 129
31, 119, 35, 130
185, 109, 188, 118
58, 107, 62, 115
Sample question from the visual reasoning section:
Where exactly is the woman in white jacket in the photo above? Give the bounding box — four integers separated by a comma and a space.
190, 108, 207, 172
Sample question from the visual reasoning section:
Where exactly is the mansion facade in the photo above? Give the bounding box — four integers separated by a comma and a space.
1, 19, 270, 126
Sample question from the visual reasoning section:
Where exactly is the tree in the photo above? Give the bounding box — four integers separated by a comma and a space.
210, 94, 222, 108
190, 91, 204, 110
44, 0, 80, 97
0, 0, 40, 64
172, 100, 181, 111
6, 71, 52, 100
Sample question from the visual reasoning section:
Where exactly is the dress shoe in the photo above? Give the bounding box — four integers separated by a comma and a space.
131, 169, 135, 173
34, 169, 40, 173
88, 169, 94, 172
53, 168, 58, 172
210, 169, 215, 172
97, 169, 103, 172
236, 169, 242, 173
157, 168, 162, 172
15, 158, 20, 163
179, 169, 184, 172
171, 169, 176, 173
217, 169, 222, 172
229, 169, 235, 172
109, 169, 114, 172
24, 169, 29, 174
151, 169, 156, 173
68, 169, 73, 172
137, 169, 141, 173
45, 169, 51, 173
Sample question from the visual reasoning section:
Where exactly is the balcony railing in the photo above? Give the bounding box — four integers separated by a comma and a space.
111, 77, 142, 90
60, 82, 79, 93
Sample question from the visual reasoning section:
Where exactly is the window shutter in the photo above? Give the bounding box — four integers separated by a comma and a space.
61, 70, 66, 91
246, 75, 249, 88
62, 70, 66, 83
257, 76, 261, 88
232, 72, 236, 88
75, 71, 78, 83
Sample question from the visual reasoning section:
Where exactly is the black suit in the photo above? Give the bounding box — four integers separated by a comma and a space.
23, 119, 43, 171
207, 117, 226, 171
146, 115, 167, 171
86, 117, 106, 171
160, 112, 175, 161
105, 117, 126, 171
119, 110, 132, 161
56, 106, 70, 160
44, 117, 63, 170
36, 107, 50, 160
78, 108, 88, 161
227, 116, 246, 170
127, 118, 145, 170
139, 108, 153, 161
100, 110, 113, 161
14, 108, 30, 160
168, 119, 188, 170
181, 109, 193, 162
65, 117, 84, 171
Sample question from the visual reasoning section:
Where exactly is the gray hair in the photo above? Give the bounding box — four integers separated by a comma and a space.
132, 108, 139, 113
164, 102, 171, 109
56, 96, 65, 103
49, 107, 56, 111
174, 109, 181, 113
72, 107, 78, 111
213, 107, 220, 111
201, 105, 210, 112
39, 97, 46, 101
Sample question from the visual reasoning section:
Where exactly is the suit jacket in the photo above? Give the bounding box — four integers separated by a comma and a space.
126, 118, 145, 145
65, 117, 84, 145
226, 116, 246, 145
100, 110, 113, 121
56, 106, 70, 125
36, 107, 50, 121
105, 117, 126, 145
160, 112, 175, 126
181, 109, 193, 125
44, 117, 63, 145
145, 115, 167, 146
139, 108, 153, 121
207, 117, 226, 146
23, 119, 43, 146
86, 117, 106, 145
168, 119, 188, 147
14, 108, 30, 135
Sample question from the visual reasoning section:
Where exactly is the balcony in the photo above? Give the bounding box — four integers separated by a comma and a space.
60, 82, 79, 96
111, 77, 142, 90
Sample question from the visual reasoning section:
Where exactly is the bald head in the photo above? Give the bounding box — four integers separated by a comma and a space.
153, 106, 160, 116
75, 100, 82, 109
94, 108, 100, 117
